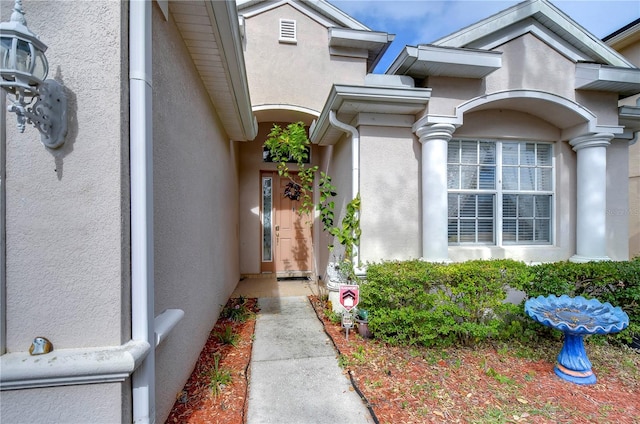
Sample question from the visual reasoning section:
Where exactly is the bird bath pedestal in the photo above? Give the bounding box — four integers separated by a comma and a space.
524, 295, 629, 385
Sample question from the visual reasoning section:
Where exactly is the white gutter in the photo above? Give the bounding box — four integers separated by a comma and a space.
1, 90, 6, 355
130, 1, 154, 423
328, 110, 363, 272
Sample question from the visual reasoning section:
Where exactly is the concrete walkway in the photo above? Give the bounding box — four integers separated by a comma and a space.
246, 296, 374, 424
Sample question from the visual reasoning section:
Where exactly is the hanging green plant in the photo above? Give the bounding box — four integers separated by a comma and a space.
263, 122, 361, 271
264, 122, 318, 215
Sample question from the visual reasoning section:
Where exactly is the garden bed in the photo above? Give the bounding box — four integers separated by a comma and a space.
167, 295, 639, 423
309, 295, 640, 424
165, 298, 258, 424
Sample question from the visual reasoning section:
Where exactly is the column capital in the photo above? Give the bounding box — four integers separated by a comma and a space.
414, 123, 457, 144
569, 133, 613, 152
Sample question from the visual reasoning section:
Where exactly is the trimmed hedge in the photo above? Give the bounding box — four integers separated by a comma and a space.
360, 258, 639, 347
360, 259, 531, 347
524, 258, 640, 344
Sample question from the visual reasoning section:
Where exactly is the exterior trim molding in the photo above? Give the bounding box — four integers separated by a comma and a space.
310, 84, 431, 145
387, 44, 502, 79
0, 340, 151, 391
433, 0, 633, 68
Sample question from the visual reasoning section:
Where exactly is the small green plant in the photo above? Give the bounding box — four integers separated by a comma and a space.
216, 325, 239, 346
485, 367, 515, 385
263, 122, 362, 275
337, 354, 349, 368
264, 122, 318, 216
325, 308, 341, 324
220, 297, 251, 322
208, 354, 232, 397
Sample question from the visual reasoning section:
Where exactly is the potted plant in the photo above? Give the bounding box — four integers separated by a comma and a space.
355, 308, 372, 338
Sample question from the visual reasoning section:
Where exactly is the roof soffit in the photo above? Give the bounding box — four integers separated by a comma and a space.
387, 44, 502, 79
576, 63, 640, 98
604, 19, 640, 50
329, 27, 395, 73
171, 0, 258, 140
433, 0, 633, 68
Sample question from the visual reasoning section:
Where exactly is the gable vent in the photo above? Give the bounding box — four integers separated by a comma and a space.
279, 19, 297, 44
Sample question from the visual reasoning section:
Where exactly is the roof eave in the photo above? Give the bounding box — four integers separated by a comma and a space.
328, 27, 395, 73
310, 84, 431, 145
387, 45, 502, 79
576, 63, 640, 98
207, 0, 258, 140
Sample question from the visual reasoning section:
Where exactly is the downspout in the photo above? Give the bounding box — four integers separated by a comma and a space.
1, 90, 6, 355
130, 1, 154, 423
328, 110, 363, 273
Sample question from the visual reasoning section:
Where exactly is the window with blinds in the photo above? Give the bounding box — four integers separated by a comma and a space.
447, 140, 553, 245
279, 19, 297, 44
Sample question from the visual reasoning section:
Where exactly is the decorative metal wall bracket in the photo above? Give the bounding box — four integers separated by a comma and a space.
6, 79, 67, 149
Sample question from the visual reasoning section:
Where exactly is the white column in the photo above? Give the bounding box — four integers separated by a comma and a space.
569, 133, 613, 262
414, 123, 456, 262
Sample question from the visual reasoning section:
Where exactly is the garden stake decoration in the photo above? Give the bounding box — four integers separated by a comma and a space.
525, 295, 629, 385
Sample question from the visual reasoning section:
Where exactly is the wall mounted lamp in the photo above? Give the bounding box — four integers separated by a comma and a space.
1, 0, 67, 149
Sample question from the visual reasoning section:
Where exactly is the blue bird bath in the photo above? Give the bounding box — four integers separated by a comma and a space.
525, 295, 629, 385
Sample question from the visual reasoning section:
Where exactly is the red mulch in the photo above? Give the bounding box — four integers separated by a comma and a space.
308, 295, 640, 424
165, 298, 259, 424
167, 296, 640, 424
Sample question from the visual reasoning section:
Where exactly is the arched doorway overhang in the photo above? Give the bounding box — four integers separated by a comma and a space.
253, 104, 320, 126
453, 90, 623, 140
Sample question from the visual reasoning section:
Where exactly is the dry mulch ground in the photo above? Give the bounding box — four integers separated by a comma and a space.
165, 298, 259, 424
167, 296, 640, 424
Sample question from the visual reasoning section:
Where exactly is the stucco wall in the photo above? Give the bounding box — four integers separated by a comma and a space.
359, 125, 421, 262
152, 5, 242, 421
606, 141, 631, 260
486, 33, 575, 99
2, 0, 128, 351
242, 3, 366, 114
1, 0, 129, 421
0, 382, 129, 423
617, 40, 640, 258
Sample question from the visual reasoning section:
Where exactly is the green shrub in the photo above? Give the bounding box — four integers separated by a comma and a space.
525, 258, 640, 344
361, 259, 531, 347
361, 258, 638, 347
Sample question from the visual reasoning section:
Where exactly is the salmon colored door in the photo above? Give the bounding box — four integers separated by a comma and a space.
260, 172, 313, 275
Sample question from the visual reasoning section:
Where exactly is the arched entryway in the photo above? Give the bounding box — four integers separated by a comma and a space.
238, 105, 321, 278
414, 90, 625, 263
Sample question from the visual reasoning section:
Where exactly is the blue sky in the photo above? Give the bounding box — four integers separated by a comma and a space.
328, 0, 640, 73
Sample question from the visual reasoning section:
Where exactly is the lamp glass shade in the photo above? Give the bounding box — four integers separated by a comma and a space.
0, 36, 12, 72
15, 38, 30, 72
32, 47, 47, 80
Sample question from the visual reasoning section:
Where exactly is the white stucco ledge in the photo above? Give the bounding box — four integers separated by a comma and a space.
155, 308, 185, 347
0, 340, 150, 391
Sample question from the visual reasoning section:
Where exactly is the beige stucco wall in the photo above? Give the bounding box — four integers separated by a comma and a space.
616, 39, 640, 259
1, 0, 130, 421
606, 140, 631, 259
152, 5, 243, 421
242, 3, 366, 114
0, 382, 130, 423
325, 130, 355, 261
358, 125, 421, 262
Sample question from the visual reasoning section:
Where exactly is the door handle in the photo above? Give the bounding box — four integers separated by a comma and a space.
275, 226, 279, 231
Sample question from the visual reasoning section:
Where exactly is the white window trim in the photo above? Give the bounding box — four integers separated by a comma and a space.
279, 19, 297, 44
448, 139, 555, 247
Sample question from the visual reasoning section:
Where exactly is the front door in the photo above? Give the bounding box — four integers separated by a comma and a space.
260, 171, 313, 275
